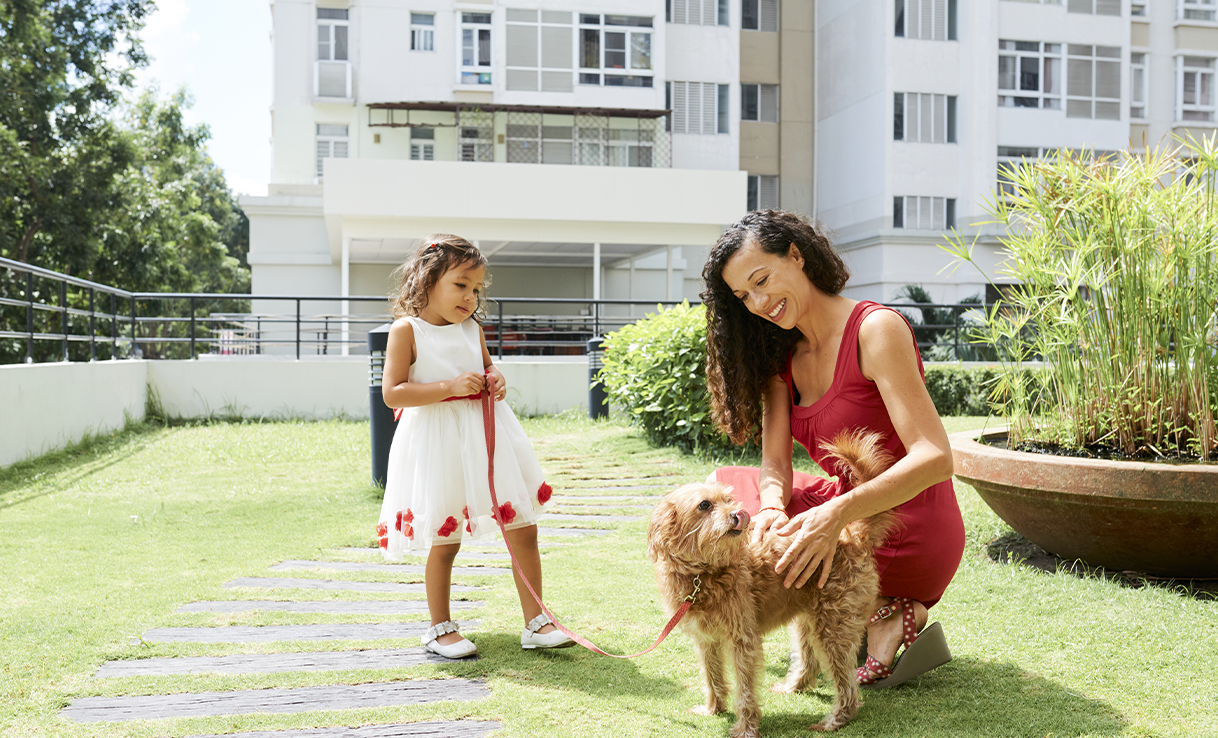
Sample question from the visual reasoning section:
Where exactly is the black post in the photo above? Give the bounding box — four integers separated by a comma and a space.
110, 292, 117, 359
497, 300, 504, 358
367, 323, 398, 487
130, 295, 137, 358
587, 336, 608, 419
295, 299, 301, 360
60, 280, 68, 361
190, 296, 197, 359
89, 288, 96, 361
24, 271, 33, 363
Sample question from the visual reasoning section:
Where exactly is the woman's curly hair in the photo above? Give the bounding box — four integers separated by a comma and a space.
701, 210, 850, 445
389, 234, 489, 321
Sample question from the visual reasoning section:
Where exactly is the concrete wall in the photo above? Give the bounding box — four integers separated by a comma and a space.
1, 356, 590, 468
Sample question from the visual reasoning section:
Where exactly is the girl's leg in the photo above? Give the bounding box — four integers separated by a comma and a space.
426, 541, 465, 646
865, 595, 928, 666
503, 524, 559, 634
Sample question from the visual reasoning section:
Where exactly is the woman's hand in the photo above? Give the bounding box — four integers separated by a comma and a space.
773, 499, 846, 589
749, 508, 789, 546
448, 371, 488, 399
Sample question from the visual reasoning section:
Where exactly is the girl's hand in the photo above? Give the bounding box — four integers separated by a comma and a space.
448, 371, 487, 399
486, 367, 507, 402
749, 507, 789, 546
773, 500, 846, 589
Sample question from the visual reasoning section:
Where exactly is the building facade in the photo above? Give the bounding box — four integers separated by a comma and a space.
242, 0, 1210, 318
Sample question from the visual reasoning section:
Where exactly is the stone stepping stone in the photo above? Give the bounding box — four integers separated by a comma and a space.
539, 513, 643, 522
139, 621, 476, 644
550, 495, 657, 504
96, 647, 459, 677
222, 577, 481, 593
270, 560, 509, 576
535, 526, 611, 537
177, 600, 481, 615
61, 679, 489, 723
186, 720, 500, 738
564, 485, 666, 491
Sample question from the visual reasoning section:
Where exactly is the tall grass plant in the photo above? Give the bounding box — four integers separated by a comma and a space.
942, 141, 1218, 457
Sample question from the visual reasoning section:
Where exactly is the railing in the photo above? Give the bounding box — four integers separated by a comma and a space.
1, 257, 994, 363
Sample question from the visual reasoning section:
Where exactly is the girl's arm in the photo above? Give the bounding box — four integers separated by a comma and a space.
479, 325, 507, 402
750, 374, 795, 545
382, 319, 486, 408
773, 309, 954, 588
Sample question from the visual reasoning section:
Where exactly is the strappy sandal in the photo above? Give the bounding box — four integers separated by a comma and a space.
857, 597, 952, 689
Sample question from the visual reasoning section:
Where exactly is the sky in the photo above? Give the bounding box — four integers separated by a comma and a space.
134, 0, 273, 198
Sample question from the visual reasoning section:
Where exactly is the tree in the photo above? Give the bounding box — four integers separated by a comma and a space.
0, 0, 154, 272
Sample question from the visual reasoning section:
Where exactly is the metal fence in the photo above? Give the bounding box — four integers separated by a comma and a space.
1, 256, 993, 364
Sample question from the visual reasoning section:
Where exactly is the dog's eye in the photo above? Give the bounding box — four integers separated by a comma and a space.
698, 500, 712, 511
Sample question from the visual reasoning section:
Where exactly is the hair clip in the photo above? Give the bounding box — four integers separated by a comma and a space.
428, 242, 439, 250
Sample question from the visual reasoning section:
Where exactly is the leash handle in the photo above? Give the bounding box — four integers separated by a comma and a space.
480, 386, 689, 658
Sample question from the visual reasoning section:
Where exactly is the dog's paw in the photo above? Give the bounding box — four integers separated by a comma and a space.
770, 678, 809, 695
808, 713, 848, 732
689, 704, 723, 717
729, 720, 760, 738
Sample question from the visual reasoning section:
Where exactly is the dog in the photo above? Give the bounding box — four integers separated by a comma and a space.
646, 429, 897, 736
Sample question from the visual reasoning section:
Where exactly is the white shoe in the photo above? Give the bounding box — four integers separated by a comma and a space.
521, 613, 575, 650
422, 620, 477, 659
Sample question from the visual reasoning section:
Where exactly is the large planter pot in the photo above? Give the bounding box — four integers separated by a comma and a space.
949, 429, 1218, 579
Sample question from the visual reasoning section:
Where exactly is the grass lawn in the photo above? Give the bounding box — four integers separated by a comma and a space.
0, 413, 1214, 738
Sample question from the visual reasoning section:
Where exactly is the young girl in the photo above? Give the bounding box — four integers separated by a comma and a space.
376, 234, 573, 659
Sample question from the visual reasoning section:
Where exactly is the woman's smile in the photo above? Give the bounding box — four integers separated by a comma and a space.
765, 298, 787, 321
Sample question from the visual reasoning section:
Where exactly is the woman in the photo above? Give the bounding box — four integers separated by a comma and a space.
701, 210, 965, 688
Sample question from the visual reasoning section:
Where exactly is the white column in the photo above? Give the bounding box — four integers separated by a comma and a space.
592, 242, 602, 301
341, 236, 350, 356
666, 245, 674, 301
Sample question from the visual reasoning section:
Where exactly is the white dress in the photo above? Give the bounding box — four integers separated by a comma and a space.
377, 316, 552, 559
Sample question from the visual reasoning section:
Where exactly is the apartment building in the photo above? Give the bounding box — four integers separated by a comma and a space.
242, 0, 1207, 315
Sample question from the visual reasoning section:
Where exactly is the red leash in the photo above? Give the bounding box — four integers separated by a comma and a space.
479, 384, 694, 658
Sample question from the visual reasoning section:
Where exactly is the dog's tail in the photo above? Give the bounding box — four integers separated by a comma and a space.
820, 428, 900, 550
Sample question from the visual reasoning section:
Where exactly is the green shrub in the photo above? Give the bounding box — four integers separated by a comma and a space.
596, 302, 732, 453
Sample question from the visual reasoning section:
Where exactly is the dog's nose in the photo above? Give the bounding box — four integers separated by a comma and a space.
731, 509, 750, 531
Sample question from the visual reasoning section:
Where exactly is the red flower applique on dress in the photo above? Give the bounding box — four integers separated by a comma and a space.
496, 501, 517, 524
463, 506, 474, 534
376, 522, 388, 549
437, 516, 459, 537
537, 482, 553, 505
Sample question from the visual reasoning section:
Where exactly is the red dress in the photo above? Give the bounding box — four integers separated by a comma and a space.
715, 301, 965, 608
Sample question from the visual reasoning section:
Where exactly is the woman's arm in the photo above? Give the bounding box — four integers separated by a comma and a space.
382, 319, 486, 408
480, 324, 507, 402
750, 374, 795, 544
773, 309, 954, 588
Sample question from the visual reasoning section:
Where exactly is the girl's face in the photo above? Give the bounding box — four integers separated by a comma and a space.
721, 239, 809, 330
419, 260, 486, 325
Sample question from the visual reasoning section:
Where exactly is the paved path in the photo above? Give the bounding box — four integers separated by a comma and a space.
61, 459, 667, 735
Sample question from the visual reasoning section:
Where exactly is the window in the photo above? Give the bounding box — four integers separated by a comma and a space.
997, 146, 1043, 195
671, 81, 729, 133
1181, 0, 1216, 21
316, 8, 350, 98
895, 0, 957, 40
410, 128, 434, 161
506, 10, 573, 92
1178, 55, 1216, 121
315, 124, 348, 179
1066, 45, 1121, 120
741, 83, 779, 122
747, 174, 779, 210
461, 12, 492, 85
1131, 52, 1147, 119
579, 14, 653, 87
742, 0, 778, 31
507, 119, 574, 164
893, 196, 955, 230
411, 13, 434, 51
1067, 0, 1121, 15
894, 93, 957, 142
670, 0, 728, 25
1131, 1, 1147, 15
717, 84, 730, 133
998, 41, 1062, 109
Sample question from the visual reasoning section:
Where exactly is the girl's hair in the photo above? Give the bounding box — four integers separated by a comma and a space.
389, 234, 489, 321
700, 210, 850, 445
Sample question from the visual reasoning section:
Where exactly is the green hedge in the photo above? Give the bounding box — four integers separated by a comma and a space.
597, 308, 1020, 454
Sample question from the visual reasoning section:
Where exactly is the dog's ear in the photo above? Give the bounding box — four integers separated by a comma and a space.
646, 498, 677, 563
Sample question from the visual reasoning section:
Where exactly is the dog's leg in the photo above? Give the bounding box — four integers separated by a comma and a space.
690, 636, 730, 716
808, 627, 863, 732
772, 616, 819, 694
729, 634, 763, 738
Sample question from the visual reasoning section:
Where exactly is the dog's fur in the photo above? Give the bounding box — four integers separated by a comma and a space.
647, 430, 898, 736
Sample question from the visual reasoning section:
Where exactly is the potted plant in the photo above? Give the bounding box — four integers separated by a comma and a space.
941, 141, 1218, 578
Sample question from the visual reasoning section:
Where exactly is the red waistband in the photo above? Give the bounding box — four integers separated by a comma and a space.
442, 392, 484, 402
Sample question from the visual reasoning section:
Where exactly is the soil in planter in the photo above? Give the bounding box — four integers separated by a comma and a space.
986, 531, 1218, 599
1000, 439, 1216, 464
